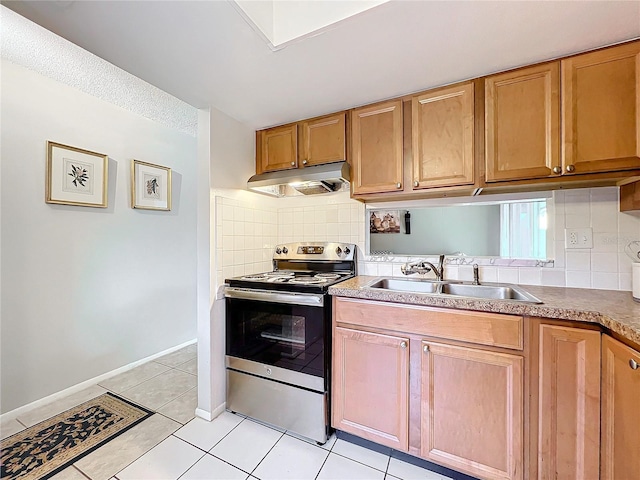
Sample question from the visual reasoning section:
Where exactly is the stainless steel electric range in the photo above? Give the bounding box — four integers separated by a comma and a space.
224, 242, 356, 444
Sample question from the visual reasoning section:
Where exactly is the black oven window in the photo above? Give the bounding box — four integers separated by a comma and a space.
226, 298, 325, 378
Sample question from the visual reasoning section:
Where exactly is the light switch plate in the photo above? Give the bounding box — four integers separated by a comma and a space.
565, 228, 593, 249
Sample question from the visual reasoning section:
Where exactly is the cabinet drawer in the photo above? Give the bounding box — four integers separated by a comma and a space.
334, 297, 523, 350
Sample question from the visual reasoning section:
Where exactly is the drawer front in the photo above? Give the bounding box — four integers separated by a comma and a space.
334, 297, 523, 350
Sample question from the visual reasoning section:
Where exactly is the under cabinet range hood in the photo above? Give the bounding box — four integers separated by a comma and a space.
247, 161, 350, 197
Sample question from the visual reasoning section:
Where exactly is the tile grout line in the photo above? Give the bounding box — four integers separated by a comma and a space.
71, 465, 92, 480
248, 430, 287, 477
328, 448, 391, 474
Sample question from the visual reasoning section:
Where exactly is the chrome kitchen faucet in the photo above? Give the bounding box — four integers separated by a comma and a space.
401, 254, 445, 281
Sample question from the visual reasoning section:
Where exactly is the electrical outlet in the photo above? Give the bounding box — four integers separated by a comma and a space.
565, 228, 593, 249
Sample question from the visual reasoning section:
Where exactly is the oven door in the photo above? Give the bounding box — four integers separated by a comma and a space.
225, 287, 328, 386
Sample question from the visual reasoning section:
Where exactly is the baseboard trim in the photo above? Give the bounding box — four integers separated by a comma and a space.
195, 402, 226, 422
1, 339, 197, 422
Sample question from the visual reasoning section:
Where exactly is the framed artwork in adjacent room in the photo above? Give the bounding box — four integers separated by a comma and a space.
131, 160, 172, 211
46, 141, 109, 208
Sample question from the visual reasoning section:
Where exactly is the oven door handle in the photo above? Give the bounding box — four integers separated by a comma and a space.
224, 287, 324, 307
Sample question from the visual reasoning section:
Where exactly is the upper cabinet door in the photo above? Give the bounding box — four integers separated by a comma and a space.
351, 100, 403, 195
299, 112, 346, 167
412, 82, 475, 188
259, 124, 298, 173
485, 63, 560, 182
562, 41, 640, 174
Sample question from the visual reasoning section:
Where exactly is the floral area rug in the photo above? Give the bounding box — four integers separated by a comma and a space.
1, 392, 153, 480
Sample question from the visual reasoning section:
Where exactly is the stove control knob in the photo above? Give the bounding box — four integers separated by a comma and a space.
344, 247, 351, 255
335, 246, 342, 255
275, 248, 282, 254
282, 247, 288, 254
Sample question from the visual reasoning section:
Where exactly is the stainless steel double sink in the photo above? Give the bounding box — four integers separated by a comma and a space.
365, 277, 542, 303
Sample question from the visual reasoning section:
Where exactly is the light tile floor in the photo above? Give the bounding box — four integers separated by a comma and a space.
2, 344, 455, 480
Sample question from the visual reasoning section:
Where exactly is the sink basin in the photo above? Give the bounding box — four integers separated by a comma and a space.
441, 283, 542, 303
364, 277, 542, 304
367, 278, 442, 294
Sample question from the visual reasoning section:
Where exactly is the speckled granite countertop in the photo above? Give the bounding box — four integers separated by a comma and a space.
329, 276, 640, 347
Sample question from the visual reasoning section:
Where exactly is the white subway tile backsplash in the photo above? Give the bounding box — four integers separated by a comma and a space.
566, 251, 590, 271
303, 224, 314, 238
619, 212, 640, 234
362, 262, 378, 276
565, 214, 590, 229
498, 268, 519, 284
591, 272, 619, 290
541, 269, 566, 287
619, 254, 633, 274
592, 232, 619, 253
553, 241, 566, 268
591, 252, 618, 273
591, 202, 618, 233
222, 235, 234, 251
518, 267, 541, 286
378, 264, 393, 276
566, 271, 591, 288
233, 206, 245, 222
444, 265, 460, 280
337, 208, 350, 223
479, 266, 498, 283
619, 273, 632, 291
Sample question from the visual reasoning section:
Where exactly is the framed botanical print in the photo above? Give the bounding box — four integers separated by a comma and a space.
46, 141, 108, 208
131, 160, 172, 211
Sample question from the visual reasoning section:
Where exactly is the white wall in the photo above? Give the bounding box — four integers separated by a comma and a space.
197, 107, 259, 419
1, 60, 198, 413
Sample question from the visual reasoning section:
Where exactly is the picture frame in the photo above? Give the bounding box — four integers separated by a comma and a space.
46, 141, 108, 208
131, 160, 172, 211
369, 210, 402, 234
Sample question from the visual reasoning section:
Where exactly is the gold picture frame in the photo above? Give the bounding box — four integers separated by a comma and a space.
131, 160, 172, 211
46, 141, 109, 208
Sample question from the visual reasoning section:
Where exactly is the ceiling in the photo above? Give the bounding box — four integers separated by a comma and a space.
4, 0, 640, 130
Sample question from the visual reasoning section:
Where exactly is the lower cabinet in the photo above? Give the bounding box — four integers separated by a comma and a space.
332, 326, 409, 450
600, 334, 640, 480
421, 342, 524, 480
535, 324, 601, 480
332, 298, 639, 480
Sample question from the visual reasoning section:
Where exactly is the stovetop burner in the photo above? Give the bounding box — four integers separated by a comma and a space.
227, 242, 356, 293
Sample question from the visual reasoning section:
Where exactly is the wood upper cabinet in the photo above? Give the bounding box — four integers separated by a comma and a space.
485, 62, 560, 182
412, 82, 475, 188
562, 41, 640, 174
256, 112, 347, 174
536, 324, 601, 480
332, 326, 409, 451
258, 124, 298, 173
601, 334, 640, 480
299, 112, 346, 167
421, 341, 523, 480
351, 100, 404, 195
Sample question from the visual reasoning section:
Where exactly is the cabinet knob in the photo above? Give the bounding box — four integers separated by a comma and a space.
423, 345, 429, 353
400, 341, 407, 348
553, 166, 562, 174
396, 182, 402, 189
566, 164, 575, 173
290, 162, 295, 166
630, 359, 639, 370
413, 181, 419, 187
302, 160, 308, 165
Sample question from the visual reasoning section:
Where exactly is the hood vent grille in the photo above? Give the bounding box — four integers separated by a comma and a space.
247, 161, 350, 197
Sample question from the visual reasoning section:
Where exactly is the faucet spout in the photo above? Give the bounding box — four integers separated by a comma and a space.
401, 255, 445, 280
